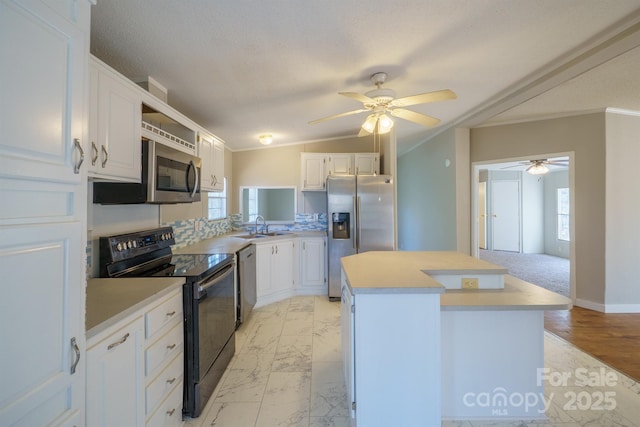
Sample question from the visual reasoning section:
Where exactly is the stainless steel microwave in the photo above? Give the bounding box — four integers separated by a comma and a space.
93, 139, 201, 204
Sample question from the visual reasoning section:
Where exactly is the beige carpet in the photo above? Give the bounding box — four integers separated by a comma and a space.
479, 249, 570, 297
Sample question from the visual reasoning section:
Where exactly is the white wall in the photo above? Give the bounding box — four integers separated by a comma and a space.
522, 171, 545, 253
604, 110, 640, 311
543, 171, 570, 258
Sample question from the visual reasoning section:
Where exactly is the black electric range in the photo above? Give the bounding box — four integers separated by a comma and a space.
99, 227, 236, 418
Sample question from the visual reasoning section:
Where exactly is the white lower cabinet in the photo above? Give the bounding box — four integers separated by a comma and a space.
340, 273, 442, 427
87, 318, 145, 427
86, 288, 184, 427
256, 239, 295, 301
298, 236, 327, 293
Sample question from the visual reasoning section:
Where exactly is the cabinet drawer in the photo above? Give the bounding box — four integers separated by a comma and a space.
146, 352, 183, 416
145, 322, 183, 377
146, 292, 182, 340
146, 380, 183, 427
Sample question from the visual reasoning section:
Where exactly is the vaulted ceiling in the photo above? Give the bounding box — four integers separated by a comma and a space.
90, 1, 640, 153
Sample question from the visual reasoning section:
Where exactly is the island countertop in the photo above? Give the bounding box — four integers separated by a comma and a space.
86, 277, 184, 339
341, 251, 572, 310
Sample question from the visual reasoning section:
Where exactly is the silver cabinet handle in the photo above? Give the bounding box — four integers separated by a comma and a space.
166, 408, 176, 416
271, 246, 274, 255
166, 311, 176, 317
70, 337, 80, 374
107, 332, 130, 350
73, 139, 84, 174
91, 141, 98, 165
166, 343, 177, 350
100, 145, 108, 168
166, 377, 176, 384
275, 245, 278, 254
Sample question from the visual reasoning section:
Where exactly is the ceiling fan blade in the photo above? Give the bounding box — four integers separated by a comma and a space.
390, 108, 441, 128
308, 108, 369, 125
339, 92, 376, 104
500, 164, 525, 170
390, 89, 456, 108
545, 160, 569, 166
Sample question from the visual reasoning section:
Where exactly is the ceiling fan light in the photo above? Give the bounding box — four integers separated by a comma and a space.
377, 114, 394, 134
361, 114, 377, 133
259, 134, 273, 145
526, 163, 549, 175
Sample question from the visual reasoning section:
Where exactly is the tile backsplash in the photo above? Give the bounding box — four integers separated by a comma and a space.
88, 212, 327, 278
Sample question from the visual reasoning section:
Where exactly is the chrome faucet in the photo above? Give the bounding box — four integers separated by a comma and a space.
255, 215, 266, 234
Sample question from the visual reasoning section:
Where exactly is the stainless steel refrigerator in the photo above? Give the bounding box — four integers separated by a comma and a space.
327, 174, 395, 298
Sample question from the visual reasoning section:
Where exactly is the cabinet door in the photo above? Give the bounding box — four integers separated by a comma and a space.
199, 133, 225, 191
87, 318, 145, 427
340, 283, 356, 421
211, 138, 225, 191
0, 0, 87, 184
299, 237, 326, 288
354, 153, 379, 175
198, 133, 215, 191
90, 59, 142, 182
0, 222, 86, 426
328, 154, 353, 176
272, 240, 294, 293
301, 153, 327, 191
256, 243, 274, 298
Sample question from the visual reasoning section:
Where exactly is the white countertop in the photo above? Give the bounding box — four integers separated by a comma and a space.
441, 274, 572, 310
341, 251, 572, 310
86, 277, 184, 339
341, 251, 446, 294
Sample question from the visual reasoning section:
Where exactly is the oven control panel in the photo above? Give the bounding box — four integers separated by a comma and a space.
100, 227, 175, 264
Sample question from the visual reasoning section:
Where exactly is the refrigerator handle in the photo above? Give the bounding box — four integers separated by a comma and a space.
356, 196, 362, 251
353, 196, 357, 250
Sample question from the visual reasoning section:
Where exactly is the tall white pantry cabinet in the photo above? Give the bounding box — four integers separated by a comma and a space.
0, 0, 92, 425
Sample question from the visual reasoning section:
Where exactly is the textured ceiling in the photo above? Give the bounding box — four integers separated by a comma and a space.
90, 1, 640, 152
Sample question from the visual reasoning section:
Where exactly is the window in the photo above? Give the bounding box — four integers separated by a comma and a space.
557, 188, 570, 241
207, 178, 227, 220
245, 188, 259, 222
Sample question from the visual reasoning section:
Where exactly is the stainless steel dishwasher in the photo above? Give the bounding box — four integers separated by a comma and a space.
237, 245, 256, 327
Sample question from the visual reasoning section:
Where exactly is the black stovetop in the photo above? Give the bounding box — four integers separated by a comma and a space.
100, 226, 233, 280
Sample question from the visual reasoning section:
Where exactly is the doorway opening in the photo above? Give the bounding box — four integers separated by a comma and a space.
472, 154, 575, 300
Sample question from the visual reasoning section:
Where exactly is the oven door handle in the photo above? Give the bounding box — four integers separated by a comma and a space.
195, 263, 234, 300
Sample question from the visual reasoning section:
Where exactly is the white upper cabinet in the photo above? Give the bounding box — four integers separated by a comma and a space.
301, 153, 328, 191
0, 0, 88, 184
199, 131, 225, 192
328, 154, 353, 176
89, 57, 142, 182
302, 153, 380, 191
354, 153, 379, 175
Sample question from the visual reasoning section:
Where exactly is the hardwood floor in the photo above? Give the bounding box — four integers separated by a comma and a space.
545, 306, 640, 382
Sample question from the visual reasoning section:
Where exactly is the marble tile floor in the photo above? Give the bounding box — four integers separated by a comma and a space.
185, 296, 640, 427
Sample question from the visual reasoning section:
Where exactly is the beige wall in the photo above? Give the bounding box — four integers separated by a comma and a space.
471, 113, 606, 307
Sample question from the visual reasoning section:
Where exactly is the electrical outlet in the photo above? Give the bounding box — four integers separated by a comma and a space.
462, 278, 479, 289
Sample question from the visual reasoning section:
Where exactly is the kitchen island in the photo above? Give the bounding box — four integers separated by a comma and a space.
340, 251, 571, 426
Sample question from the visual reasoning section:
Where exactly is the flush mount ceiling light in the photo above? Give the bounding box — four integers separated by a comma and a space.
259, 134, 273, 145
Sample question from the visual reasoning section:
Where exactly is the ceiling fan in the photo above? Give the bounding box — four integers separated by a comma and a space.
501, 159, 569, 175
309, 72, 456, 136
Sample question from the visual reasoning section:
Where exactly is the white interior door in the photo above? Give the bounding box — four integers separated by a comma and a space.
491, 180, 520, 252
478, 182, 487, 249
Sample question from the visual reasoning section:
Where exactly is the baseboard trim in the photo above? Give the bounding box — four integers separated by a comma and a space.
575, 298, 640, 313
